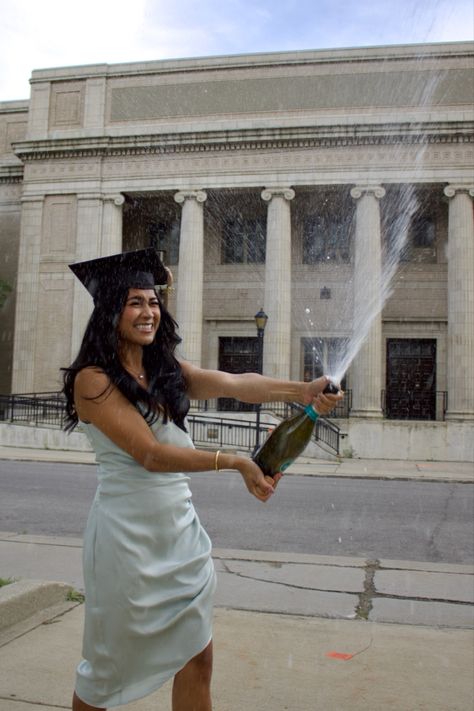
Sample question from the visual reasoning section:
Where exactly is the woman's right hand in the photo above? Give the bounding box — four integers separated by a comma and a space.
234, 457, 278, 502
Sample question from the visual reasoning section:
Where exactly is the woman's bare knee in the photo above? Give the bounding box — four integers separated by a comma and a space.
177, 641, 213, 683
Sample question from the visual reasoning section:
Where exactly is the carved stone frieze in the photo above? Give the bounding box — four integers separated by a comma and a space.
25, 161, 101, 179
94, 142, 473, 184
0, 185, 22, 200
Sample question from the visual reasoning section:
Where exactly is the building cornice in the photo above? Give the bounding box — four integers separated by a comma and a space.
12, 121, 474, 162
0, 100, 29, 114
0, 164, 24, 183
29, 42, 474, 85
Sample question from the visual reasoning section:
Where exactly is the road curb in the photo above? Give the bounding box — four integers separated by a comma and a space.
0, 579, 73, 632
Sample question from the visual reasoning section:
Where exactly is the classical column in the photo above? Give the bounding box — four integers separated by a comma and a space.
349, 186, 386, 417
444, 185, 474, 420
101, 194, 124, 256
261, 187, 295, 379
11, 195, 44, 392
70, 194, 103, 359
174, 190, 207, 366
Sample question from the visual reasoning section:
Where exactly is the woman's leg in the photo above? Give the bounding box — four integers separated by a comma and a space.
172, 640, 213, 711
72, 691, 105, 711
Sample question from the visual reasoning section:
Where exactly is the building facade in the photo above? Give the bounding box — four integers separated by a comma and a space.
0, 42, 473, 458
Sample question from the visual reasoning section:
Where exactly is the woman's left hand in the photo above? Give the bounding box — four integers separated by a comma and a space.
234, 458, 284, 502
265, 472, 283, 489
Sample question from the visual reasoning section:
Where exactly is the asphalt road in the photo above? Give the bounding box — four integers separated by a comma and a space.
0, 459, 473, 564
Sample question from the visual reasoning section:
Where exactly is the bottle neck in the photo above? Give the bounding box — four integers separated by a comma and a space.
304, 404, 319, 422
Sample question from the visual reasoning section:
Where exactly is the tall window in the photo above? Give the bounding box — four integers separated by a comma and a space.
122, 194, 181, 264
383, 188, 438, 264
394, 213, 437, 263
302, 337, 348, 389
411, 215, 436, 249
149, 220, 180, 265
303, 202, 352, 264
222, 217, 266, 264
218, 337, 259, 411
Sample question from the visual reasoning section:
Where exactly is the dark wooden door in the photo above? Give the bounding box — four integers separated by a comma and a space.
386, 339, 436, 420
218, 337, 259, 411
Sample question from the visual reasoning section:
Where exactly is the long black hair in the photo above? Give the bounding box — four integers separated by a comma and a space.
62, 286, 189, 432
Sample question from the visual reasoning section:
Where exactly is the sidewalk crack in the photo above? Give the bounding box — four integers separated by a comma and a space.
220, 560, 356, 595
355, 559, 380, 620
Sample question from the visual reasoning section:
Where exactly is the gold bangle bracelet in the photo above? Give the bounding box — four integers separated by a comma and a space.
214, 450, 221, 471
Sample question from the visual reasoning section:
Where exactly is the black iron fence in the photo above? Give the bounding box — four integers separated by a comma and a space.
188, 409, 341, 456
0, 391, 342, 455
0, 392, 65, 427
192, 390, 352, 419
187, 415, 266, 451
381, 390, 447, 421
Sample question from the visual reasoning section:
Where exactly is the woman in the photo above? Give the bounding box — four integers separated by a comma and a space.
63, 248, 343, 711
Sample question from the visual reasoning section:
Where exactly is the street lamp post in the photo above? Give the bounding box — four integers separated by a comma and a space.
253, 308, 268, 453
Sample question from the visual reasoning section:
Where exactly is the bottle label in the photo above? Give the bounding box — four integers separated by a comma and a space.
304, 404, 319, 422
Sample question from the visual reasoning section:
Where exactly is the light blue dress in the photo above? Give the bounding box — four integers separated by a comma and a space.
75, 418, 216, 708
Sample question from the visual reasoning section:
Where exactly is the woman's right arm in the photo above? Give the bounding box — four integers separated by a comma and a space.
74, 368, 276, 502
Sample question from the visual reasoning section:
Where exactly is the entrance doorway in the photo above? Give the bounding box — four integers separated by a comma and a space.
385, 339, 436, 420
218, 337, 258, 411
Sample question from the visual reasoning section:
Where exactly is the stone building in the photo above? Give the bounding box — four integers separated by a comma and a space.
0, 41, 473, 459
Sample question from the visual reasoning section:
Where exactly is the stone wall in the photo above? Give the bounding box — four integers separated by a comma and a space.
1, 418, 472, 462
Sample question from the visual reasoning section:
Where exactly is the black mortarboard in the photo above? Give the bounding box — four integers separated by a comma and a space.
69, 248, 168, 301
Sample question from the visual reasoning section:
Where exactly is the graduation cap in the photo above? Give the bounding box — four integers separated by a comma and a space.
69, 248, 168, 301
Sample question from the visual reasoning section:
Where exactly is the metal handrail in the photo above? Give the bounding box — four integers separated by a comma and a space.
286, 402, 341, 454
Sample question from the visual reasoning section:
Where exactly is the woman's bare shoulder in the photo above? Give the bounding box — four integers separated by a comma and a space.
74, 366, 112, 400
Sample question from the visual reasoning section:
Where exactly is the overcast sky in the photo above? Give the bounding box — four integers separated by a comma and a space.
1, 0, 473, 101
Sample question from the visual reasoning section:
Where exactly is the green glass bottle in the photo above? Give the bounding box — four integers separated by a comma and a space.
252, 382, 338, 477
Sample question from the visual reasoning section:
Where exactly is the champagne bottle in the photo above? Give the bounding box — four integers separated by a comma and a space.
252, 381, 339, 477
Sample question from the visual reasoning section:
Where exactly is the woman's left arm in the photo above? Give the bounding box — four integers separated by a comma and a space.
180, 360, 342, 410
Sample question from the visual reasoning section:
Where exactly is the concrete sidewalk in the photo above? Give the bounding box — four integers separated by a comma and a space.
286, 456, 474, 482
0, 532, 473, 710
1, 533, 473, 628
1, 602, 473, 711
